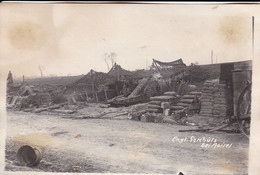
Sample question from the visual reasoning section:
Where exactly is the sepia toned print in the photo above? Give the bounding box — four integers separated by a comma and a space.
1, 2, 260, 175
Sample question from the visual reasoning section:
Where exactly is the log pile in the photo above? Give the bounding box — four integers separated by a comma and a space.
199, 80, 227, 117
171, 91, 202, 112
147, 91, 178, 113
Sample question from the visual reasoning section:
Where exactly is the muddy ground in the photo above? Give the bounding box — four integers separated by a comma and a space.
5, 103, 249, 174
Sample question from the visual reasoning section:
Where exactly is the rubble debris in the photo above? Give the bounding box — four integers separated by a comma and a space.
65, 64, 147, 104
162, 117, 178, 125
108, 73, 172, 106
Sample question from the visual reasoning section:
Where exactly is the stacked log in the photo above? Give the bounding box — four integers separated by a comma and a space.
171, 91, 201, 112
147, 91, 177, 113
199, 80, 227, 117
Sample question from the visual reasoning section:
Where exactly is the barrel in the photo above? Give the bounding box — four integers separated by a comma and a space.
17, 145, 42, 167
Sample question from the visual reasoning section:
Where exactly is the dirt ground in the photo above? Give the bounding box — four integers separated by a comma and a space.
5, 104, 249, 174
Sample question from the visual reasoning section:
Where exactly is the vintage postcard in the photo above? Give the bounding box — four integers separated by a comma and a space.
0, 2, 260, 175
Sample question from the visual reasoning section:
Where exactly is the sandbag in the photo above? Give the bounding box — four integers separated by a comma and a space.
163, 91, 177, 96
162, 117, 177, 124
146, 108, 160, 113
201, 97, 213, 100
201, 99, 213, 102
201, 106, 214, 110
214, 104, 227, 108
189, 91, 202, 95
180, 99, 194, 104
182, 95, 196, 99
171, 106, 184, 110
200, 110, 213, 114
214, 101, 226, 104
149, 101, 161, 105
177, 103, 189, 107
150, 95, 176, 101
201, 102, 213, 106
216, 84, 226, 88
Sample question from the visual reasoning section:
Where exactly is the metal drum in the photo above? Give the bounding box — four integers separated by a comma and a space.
17, 145, 42, 167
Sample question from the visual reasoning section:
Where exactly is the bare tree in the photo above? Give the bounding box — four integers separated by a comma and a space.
38, 65, 44, 78
109, 52, 117, 66
103, 52, 117, 71
104, 53, 110, 71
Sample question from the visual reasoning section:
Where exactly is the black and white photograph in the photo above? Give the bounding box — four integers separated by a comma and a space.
0, 2, 260, 175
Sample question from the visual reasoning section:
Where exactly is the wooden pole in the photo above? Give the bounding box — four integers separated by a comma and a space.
103, 86, 108, 101
91, 70, 95, 99
86, 90, 89, 101
95, 92, 99, 103
115, 84, 119, 95
252, 16, 255, 59
211, 50, 213, 64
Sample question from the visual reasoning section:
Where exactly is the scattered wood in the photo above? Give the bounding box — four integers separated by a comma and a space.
23, 108, 34, 112
178, 128, 210, 132
11, 96, 18, 105
52, 109, 76, 114
209, 123, 230, 132
71, 97, 77, 104
69, 111, 128, 120
47, 104, 61, 110
179, 122, 232, 133
34, 108, 47, 113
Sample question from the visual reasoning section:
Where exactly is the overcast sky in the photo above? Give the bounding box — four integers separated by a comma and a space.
1, 3, 260, 78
